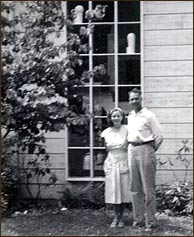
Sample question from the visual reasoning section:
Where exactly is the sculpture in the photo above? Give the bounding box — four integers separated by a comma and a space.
126, 33, 136, 54
71, 5, 84, 24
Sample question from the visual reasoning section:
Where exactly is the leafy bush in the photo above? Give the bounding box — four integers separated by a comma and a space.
61, 182, 105, 209
1, 163, 19, 213
156, 181, 193, 216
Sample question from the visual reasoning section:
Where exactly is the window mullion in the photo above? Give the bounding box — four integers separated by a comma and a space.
89, 1, 94, 178
114, 1, 118, 107
140, 1, 144, 106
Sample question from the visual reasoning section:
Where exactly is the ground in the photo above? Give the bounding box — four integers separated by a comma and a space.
1, 208, 193, 236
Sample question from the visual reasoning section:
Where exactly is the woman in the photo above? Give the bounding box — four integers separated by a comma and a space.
101, 108, 130, 227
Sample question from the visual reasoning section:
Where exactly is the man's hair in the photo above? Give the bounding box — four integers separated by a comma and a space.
128, 88, 141, 97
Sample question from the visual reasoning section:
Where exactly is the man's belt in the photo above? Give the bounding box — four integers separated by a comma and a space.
128, 140, 154, 146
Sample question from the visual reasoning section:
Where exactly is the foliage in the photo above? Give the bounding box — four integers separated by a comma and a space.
2, 1, 90, 149
156, 181, 193, 216
176, 139, 193, 182
166, 139, 193, 183
61, 182, 105, 209
2, 1, 107, 202
156, 139, 193, 216
20, 153, 58, 201
1, 154, 19, 213
85, 5, 108, 21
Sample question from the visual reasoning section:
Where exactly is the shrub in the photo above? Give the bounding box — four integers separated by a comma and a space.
156, 181, 193, 216
1, 163, 19, 213
60, 182, 105, 209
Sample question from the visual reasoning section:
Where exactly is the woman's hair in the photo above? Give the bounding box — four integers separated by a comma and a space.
107, 108, 125, 127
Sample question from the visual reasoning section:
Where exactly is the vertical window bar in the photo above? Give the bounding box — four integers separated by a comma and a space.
140, 2, 144, 106
89, 1, 94, 178
114, 1, 118, 107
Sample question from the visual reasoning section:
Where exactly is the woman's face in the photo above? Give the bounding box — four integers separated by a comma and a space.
111, 110, 123, 126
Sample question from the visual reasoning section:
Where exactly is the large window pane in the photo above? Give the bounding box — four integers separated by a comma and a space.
93, 25, 114, 54
68, 122, 90, 147
67, 2, 89, 24
77, 56, 89, 79
93, 118, 107, 147
68, 149, 90, 177
68, 87, 90, 147
93, 56, 115, 85
93, 87, 115, 113
69, 26, 89, 53
118, 1, 140, 22
93, 149, 106, 177
118, 86, 141, 113
118, 24, 140, 53
92, 1, 114, 22
118, 55, 140, 85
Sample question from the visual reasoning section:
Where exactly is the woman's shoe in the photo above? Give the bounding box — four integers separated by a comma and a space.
118, 220, 125, 227
110, 219, 118, 227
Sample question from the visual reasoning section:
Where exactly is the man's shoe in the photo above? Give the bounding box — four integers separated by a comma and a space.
145, 223, 156, 232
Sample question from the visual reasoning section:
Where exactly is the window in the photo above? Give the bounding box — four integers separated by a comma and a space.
65, 1, 142, 181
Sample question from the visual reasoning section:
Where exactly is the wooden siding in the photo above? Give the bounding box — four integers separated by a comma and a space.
143, 1, 193, 14
144, 14, 193, 30
144, 76, 193, 92
156, 170, 193, 185
144, 61, 193, 76
145, 29, 193, 46
157, 139, 193, 155
18, 130, 67, 199
19, 184, 65, 199
144, 92, 193, 108
149, 108, 193, 123
144, 45, 193, 61
143, 1, 193, 185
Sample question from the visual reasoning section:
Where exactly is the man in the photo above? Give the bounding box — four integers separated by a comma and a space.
127, 88, 163, 231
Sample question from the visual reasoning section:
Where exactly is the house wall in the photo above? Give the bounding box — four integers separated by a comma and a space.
18, 130, 67, 199
15, 1, 193, 199
143, 1, 193, 184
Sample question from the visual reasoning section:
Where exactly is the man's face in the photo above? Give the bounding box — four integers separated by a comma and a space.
129, 92, 142, 111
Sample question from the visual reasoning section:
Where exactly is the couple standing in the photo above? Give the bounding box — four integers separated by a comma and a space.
101, 88, 163, 231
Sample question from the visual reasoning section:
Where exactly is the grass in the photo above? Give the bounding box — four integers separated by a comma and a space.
1, 207, 193, 236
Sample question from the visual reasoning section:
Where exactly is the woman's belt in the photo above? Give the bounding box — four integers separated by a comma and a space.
128, 140, 154, 146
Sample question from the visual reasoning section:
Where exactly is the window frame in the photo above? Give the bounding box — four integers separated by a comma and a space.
65, 1, 144, 181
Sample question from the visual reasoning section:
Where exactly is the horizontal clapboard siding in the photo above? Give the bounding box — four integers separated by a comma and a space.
161, 124, 193, 139
144, 92, 193, 108
149, 108, 193, 123
18, 154, 66, 168
144, 45, 193, 61
144, 61, 193, 77
156, 170, 193, 185
144, 14, 193, 30
156, 154, 193, 170
157, 139, 193, 155
18, 130, 67, 199
143, 1, 193, 184
145, 29, 193, 46
19, 169, 66, 184
143, 1, 193, 14
18, 184, 65, 199
144, 76, 193, 92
